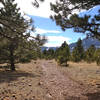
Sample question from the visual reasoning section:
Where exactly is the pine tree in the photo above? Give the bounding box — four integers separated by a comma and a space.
42, 48, 55, 60
47, 49, 55, 59
85, 45, 96, 63
94, 49, 100, 66
72, 47, 80, 62
71, 38, 84, 62
50, 0, 100, 39
0, 0, 46, 71
0, 37, 9, 64
56, 41, 70, 66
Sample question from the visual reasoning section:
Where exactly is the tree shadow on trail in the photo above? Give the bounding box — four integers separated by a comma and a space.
64, 90, 100, 100
65, 96, 80, 100
0, 67, 38, 84
65, 92, 100, 100
85, 91, 100, 100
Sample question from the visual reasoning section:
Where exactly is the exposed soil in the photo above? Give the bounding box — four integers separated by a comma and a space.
0, 60, 100, 100
0, 61, 47, 100
40, 60, 100, 100
60, 62, 100, 86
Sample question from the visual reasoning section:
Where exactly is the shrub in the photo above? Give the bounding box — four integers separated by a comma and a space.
94, 49, 100, 66
56, 41, 70, 66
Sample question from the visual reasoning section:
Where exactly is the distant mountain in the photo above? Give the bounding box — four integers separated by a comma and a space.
69, 6, 100, 51
41, 6, 100, 52
69, 5, 100, 51
41, 37, 100, 52
69, 37, 100, 51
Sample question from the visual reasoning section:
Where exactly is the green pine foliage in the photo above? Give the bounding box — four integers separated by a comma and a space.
50, 0, 100, 39
42, 49, 55, 60
0, 37, 9, 64
94, 49, 100, 66
71, 39, 84, 62
56, 41, 70, 66
71, 47, 80, 62
0, 0, 46, 71
85, 45, 96, 63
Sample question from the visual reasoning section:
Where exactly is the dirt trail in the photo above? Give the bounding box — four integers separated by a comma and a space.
41, 60, 90, 100
0, 61, 47, 100
0, 60, 99, 100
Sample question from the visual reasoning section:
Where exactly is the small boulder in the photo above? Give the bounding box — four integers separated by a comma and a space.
38, 82, 43, 85
28, 84, 32, 86
45, 93, 52, 100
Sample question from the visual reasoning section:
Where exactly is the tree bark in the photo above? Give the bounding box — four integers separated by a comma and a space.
9, 45, 15, 71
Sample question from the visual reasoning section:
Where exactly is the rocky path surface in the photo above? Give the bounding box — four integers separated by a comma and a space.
40, 60, 98, 100
0, 60, 100, 100
0, 61, 47, 100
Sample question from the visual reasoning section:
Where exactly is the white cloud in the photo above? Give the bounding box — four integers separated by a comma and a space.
0, 24, 3, 28
0, 3, 4, 8
15, 0, 56, 18
2, 0, 87, 18
44, 36, 71, 47
35, 28, 61, 34
23, 14, 31, 20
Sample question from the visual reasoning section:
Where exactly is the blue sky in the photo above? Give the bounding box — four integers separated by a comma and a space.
15, 0, 100, 47
30, 15, 86, 47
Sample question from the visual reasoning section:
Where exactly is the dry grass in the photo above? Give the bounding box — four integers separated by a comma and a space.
1, 60, 100, 99
0, 60, 47, 100
58, 61, 100, 86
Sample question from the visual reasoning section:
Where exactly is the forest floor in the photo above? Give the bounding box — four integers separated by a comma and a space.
0, 60, 100, 100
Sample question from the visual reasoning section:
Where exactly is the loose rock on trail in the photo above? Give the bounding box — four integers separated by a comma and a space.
0, 60, 100, 100
40, 60, 100, 100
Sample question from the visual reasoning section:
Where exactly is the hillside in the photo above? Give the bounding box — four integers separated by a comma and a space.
69, 37, 100, 51
42, 37, 100, 51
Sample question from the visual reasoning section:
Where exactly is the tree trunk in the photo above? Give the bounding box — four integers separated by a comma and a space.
9, 46, 15, 71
